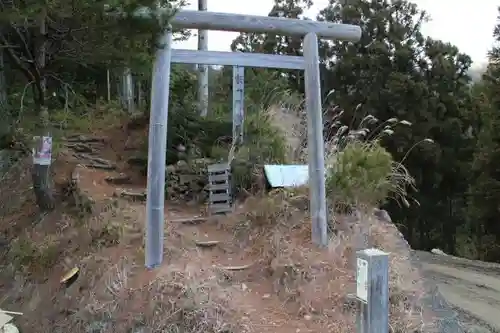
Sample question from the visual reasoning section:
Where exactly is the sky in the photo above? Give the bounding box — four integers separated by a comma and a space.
173, 0, 499, 70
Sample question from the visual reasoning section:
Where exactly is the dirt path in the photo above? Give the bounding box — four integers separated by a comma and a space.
414, 250, 500, 333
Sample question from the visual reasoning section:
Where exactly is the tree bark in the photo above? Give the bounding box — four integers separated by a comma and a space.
32, 111, 55, 212
0, 49, 9, 138
0, 50, 6, 108
32, 10, 55, 212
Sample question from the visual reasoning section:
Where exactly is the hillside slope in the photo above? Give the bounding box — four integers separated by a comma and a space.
0, 117, 494, 333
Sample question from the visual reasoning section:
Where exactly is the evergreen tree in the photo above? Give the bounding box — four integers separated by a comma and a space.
317, 0, 473, 252
0, 0, 185, 212
467, 6, 500, 260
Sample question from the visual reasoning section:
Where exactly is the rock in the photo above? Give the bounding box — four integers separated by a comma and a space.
431, 248, 448, 256
373, 208, 392, 223
165, 158, 214, 202
66, 166, 95, 215
86, 320, 111, 333
467, 325, 492, 333
126, 112, 149, 130
166, 164, 177, 173
342, 294, 357, 313
2, 323, 19, 333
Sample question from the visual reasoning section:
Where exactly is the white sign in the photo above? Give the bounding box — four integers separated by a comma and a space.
356, 258, 368, 303
32, 136, 52, 165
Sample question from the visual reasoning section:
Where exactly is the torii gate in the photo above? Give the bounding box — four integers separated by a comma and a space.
144, 9, 361, 269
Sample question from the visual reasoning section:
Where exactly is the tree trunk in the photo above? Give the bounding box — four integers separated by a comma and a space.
0, 49, 9, 138
32, 109, 55, 212
118, 68, 134, 113
32, 10, 55, 213
0, 50, 6, 108
137, 80, 143, 109
124, 67, 134, 113
445, 197, 457, 255
106, 69, 111, 102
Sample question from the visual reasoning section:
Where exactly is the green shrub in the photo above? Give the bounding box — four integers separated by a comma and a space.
325, 112, 420, 209
327, 140, 395, 206
243, 110, 288, 164
134, 65, 293, 196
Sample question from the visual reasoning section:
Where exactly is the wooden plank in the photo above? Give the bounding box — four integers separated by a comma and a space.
208, 173, 230, 182
356, 249, 389, 333
169, 217, 207, 224
209, 193, 231, 202
210, 203, 232, 214
207, 163, 230, 172
208, 183, 230, 191
304, 32, 328, 247
171, 49, 305, 70
170, 10, 362, 41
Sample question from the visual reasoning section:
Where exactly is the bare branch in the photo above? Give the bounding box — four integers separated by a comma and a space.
0, 32, 35, 82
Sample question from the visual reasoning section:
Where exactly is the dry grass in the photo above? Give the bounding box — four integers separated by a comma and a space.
0, 198, 240, 333
221, 189, 427, 333
0, 100, 431, 333
61, 260, 237, 333
265, 102, 424, 209
0, 173, 428, 333
265, 104, 307, 163
0, 156, 33, 220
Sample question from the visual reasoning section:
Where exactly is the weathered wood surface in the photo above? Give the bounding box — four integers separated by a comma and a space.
356, 249, 389, 333
171, 49, 305, 69
303, 32, 328, 247
197, 0, 208, 117
207, 163, 232, 215
170, 10, 362, 41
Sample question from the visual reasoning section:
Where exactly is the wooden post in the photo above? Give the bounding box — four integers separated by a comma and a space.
106, 69, 111, 102
197, 0, 209, 117
169, 10, 362, 41
232, 65, 244, 144
303, 32, 328, 247
356, 248, 389, 333
122, 67, 134, 113
0, 50, 6, 108
145, 29, 173, 269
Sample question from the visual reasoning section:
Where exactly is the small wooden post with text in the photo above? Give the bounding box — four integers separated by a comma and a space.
356, 248, 389, 333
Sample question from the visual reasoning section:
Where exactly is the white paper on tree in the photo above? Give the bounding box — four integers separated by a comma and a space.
32, 136, 53, 165
356, 258, 368, 303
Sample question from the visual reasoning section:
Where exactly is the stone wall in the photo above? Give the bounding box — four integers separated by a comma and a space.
165, 158, 214, 203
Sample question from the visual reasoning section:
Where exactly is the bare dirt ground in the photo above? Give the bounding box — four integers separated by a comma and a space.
414, 250, 500, 333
